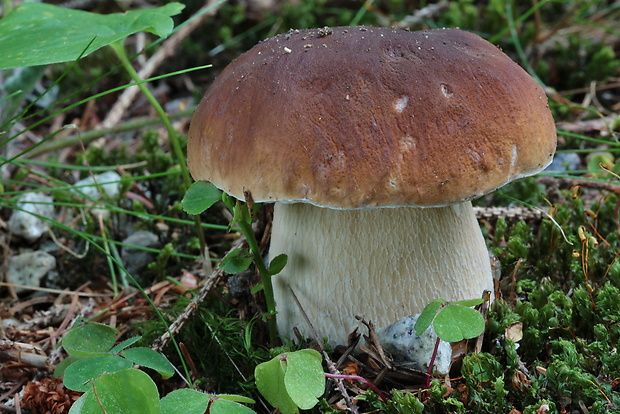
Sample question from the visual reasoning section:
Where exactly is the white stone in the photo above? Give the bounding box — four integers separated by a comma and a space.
8, 193, 55, 242
73, 171, 122, 219
376, 314, 452, 375
72, 171, 122, 200
8, 251, 57, 293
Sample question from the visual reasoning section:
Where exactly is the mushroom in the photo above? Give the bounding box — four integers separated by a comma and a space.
187, 27, 557, 346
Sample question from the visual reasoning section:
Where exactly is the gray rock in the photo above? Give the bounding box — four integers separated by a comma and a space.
376, 314, 452, 375
8, 192, 55, 242
228, 269, 252, 298
8, 251, 57, 293
545, 152, 580, 172
121, 231, 159, 275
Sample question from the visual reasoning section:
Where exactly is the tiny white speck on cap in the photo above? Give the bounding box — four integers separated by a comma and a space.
440, 83, 453, 98
393, 96, 409, 113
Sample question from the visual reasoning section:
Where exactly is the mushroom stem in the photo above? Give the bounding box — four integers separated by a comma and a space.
270, 201, 493, 346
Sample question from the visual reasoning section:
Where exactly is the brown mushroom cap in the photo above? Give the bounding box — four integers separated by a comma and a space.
188, 26, 556, 208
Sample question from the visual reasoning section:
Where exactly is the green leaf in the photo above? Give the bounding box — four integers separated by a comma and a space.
160, 389, 210, 414
255, 355, 299, 414
250, 283, 264, 294
182, 181, 222, 214
211, 397, 257, 414
414, 299, 445, 336
68, 392, 92, 414
454, 298, 484, 307
217, 394, 255, 404
0, 3, 184, 70
62, 323, 116, 357
231, 199, 254, 227
220, 248, 253, 274
109, 336, 142, 354
63, 355, 132, 392
284, 349, 325, 410
121, 347, 174, 378
586, 152, 614, 173
268, 254, 288, 276
433, 304, 485, 342
53, 355, 86, 378
0, 3, 185, 69
70, 371, 162, 414
92, 369, 160, 414
221, 192, 236, 213
255, 350, 324, 414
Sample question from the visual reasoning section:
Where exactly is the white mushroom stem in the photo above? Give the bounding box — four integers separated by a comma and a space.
269, 201, 493, 346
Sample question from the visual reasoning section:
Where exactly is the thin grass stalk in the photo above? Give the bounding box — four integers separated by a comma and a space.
109, 41, 210, 269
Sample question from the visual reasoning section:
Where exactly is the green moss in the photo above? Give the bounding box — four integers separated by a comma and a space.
540, 35, 620, 90
461, 353, 512, 413
386, 390, 424, 414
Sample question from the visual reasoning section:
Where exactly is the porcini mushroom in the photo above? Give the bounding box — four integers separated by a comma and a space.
187, 27, 557, 346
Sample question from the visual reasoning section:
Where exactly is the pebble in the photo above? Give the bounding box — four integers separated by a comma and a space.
376, 314, 452, 375
7, 250, 57, 294
544, 152, 580, 172
7, 192, 55, 243
72, 171, 122, 219
121, 230, 159, 275
72, 171, 122, 200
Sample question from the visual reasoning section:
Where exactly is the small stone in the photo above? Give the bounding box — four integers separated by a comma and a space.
544, 152, 580, 172
8, 193, 55, 243
8, 251, 57, 294
376, 314, 452, 375
121, 231, 160, 275
72, 171, 122, 200
72, 171, 122, 219
227, 269, 252, 298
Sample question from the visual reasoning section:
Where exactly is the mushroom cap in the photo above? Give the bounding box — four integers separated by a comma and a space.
187, 26, 557, 208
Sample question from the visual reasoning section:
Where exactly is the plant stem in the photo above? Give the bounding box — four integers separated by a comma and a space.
109, 40, 208, 263
425, 336, 442, 390
236, 202, 278, 345
24, 108, 194, 159
110, 41, 191, 188
324, 373, 388, 403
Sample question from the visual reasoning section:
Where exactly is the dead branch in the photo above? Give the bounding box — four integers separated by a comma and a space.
151, 237, 247, 353
473, 206, 547, 221
538, 175, 620, 195
557, 112, 619, 134
0, 340, 50, 370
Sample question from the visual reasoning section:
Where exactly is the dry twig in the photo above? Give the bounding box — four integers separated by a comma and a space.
538, 175, 620, 195
0, 340, 49, 370
288, 287, 359, 413
557, 112, 619, 134
151, 237, 247, 352
474, 206, 547, 221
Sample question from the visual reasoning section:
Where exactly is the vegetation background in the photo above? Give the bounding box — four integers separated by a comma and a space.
1, 0, 619, 413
